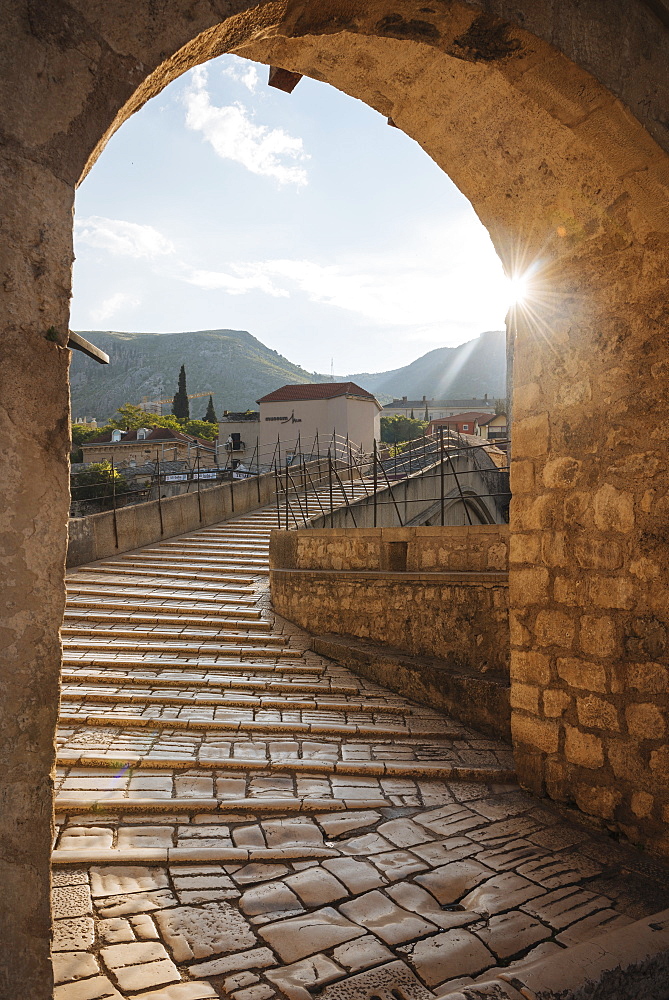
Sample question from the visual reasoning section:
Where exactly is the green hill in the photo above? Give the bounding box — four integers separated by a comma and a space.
69, 329, 331, 421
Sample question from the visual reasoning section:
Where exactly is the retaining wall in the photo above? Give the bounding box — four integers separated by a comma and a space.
270, 526, 510, 736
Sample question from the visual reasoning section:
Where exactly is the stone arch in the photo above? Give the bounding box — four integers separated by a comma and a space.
3, 2, 669, 993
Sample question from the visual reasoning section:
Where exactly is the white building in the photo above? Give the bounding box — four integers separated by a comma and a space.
257, 383, 382, 463
383, 395, 497, 421
217, 411, 260, 468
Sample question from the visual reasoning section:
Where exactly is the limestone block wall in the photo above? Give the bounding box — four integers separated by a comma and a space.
269, 526, 509, 676
509, 289, 669, 856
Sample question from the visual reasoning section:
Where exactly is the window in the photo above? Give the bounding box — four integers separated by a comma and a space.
463, 424, 469, 430
111, 429, 122, 442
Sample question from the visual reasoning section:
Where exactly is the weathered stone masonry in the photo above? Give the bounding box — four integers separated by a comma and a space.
2, 0, 669, 993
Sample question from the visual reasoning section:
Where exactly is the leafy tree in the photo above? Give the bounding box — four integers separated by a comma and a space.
70, 462, 131, 506
172, 364, 189, 418
203, 395, 217, 423
70, 423, 99, 462
97, 403, 218, 446
380, 415, 428, 445
494, 398, 506, 415
71, 424, 99, 447
181, 419, 217, 441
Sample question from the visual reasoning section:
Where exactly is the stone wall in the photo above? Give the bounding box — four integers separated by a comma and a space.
270, 527, 510, 735
3, 0, 669, 989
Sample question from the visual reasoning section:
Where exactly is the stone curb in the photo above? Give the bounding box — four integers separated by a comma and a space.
52, 845, 342, 865
54, 795, 391, 813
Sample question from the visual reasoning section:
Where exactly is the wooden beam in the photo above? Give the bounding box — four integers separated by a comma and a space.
67, 330, 110, 365
268, 66, 303, 94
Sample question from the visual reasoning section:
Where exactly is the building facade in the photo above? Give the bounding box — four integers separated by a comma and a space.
257, 383, 382, 462
384, 395, 497, 421
81, 426, 216, 468
217, 411, 261, 468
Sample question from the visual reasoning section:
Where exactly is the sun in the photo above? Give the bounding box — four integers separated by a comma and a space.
507, 271, 531, 307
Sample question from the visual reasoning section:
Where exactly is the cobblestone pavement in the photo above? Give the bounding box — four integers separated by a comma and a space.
55, 491, 669, 999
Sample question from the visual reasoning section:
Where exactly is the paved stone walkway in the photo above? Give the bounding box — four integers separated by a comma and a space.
55, 492, 669, 1000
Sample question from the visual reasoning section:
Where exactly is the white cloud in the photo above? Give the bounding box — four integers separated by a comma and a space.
186, 264, 289, 298
90, 291, 141, 323
75, 216, 175, 258
184, 65, 308, 186
177, 216, 508, 338
220, 56, 260, 92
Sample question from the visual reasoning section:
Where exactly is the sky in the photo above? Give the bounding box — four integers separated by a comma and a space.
71, 54, 511, 374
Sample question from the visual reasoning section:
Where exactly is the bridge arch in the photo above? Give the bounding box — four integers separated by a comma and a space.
3, 1, 669, 992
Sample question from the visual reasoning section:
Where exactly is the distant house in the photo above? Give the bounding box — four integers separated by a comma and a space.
384, 395, 496, 421
80, 426, 216, 468
257, 383, 382, 462
217, 411, 261, 468
427, 412, 493, 436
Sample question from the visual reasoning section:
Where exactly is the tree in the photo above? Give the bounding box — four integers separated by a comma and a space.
203, 395, 217, 423
70, 462, 131, 506
181, 419, 217, 441
172, 364, 189, 418
494, 398, 506, 415
380, 415, 427, 445
424, 402, 429, 421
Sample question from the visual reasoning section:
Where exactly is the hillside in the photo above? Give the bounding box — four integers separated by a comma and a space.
70, 327, 507, 421
69, 329, 331, 420
348, 330, 506, 401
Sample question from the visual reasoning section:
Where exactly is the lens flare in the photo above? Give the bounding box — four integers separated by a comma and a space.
507, 271, 531, 307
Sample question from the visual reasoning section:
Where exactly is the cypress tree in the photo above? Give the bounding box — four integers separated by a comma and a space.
172, 364, 189, 418
203, 395, 217, 423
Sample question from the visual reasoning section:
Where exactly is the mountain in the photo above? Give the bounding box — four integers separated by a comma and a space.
69, 329, 332, 421
347, 330, 506, 402
69, 327, 507, 421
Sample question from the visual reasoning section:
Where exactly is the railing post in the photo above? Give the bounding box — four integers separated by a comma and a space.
274, 467, 281, 528
440, 427, 445, 527
285, 459, 289, 531
111, 457, 119, 549
328, 448, 334, 528
197, 449, 203, 523
373, 439, 378, 528
156, 450, 164, 536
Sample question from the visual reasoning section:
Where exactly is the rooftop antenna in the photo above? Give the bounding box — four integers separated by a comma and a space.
330, 357, 334, 382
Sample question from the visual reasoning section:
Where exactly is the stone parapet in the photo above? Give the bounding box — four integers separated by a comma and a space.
269, 526, 510, 736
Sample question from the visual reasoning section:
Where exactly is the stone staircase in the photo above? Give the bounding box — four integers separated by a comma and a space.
53, 487, 669, 1000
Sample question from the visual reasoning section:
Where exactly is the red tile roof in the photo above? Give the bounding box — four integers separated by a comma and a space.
429, 412, 495, 425
257, 382, 379, 405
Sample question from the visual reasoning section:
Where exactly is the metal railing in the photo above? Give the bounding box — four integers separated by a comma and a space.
272, 428, 511, 530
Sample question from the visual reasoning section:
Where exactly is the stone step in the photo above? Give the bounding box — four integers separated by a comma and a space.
313, 634, 511, 742
60, 669, 357, 695
54, 752, 514, 783
62, 637, 294, 654
118, 551, 269, 563
71, 568, 257, 583
75, 566, 262, 589
62, 656, 317, 675
60, 675, 378, 706
63, 606, 263, 622
66, 573, 254, 597
57, 710, 458, 739
66, 584, 256, 600
59, 686, 407, 715
61, 622, 276, 646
